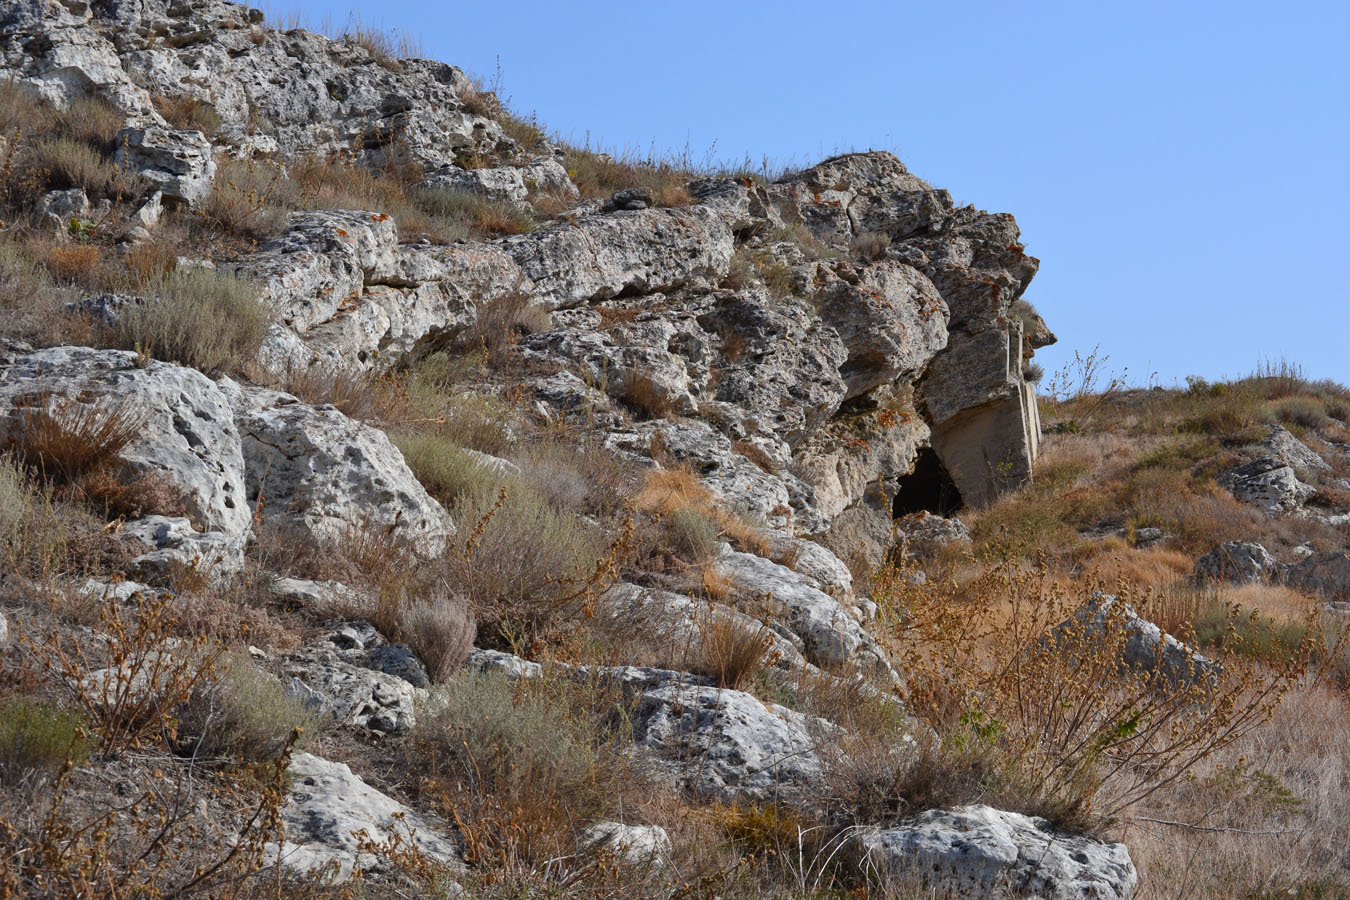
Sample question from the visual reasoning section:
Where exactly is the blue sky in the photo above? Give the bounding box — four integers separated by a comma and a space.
288, 0, 1349, 388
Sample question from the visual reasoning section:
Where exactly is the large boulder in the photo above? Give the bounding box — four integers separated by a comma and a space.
1194, 541, 1279, 585
504, 206, 734, 309
857, 805, 1137, 900
272, 752, 462, 882
114, 126, 215, 207
1218, 457, 1315, 515
1286, 551, 1350, 600
1054, 593, 1218, 687
282, 650, 418, 734
420, 157, 577, 204
632, 680, 832, 803
0, 347, 252, 539
228, 385, 452, 556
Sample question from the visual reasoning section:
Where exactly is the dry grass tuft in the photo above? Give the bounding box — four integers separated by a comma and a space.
5, 395, 144, 485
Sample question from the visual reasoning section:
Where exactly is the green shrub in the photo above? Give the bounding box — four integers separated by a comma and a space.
412, 673, 633, 864
30, 137, 118, 197
392, 431, 496, 507
176, 651, 318, 759
0, 697, 93, 789
414, 186, 536, 238
666, 505, 721, 562
112, 268, 269, 375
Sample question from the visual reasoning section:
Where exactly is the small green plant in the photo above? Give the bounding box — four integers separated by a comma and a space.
0, 698, 93, 790
111, 268, 269, 375
176, 650, 318, 759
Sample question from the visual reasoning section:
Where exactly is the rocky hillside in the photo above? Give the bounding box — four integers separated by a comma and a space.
0, 1, 1344, 898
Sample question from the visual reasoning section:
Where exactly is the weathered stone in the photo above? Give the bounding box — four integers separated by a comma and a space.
856, 805, 1137, 900
114, 127, 215, 206
1261, 425, 1330, 474
1194, 541, 1278, 585
272, 752, 462, 882
420, 157, 577, 204
581, 822, 670, 866
34, 188, 89, 231
715, 549, 877, 669
1218, 456, 1315, 515
283, 650, 417, 734
1055, 593, 1218, 686
894, 511, 971, 558
814, 261, 948, 401
632, 681, 832, 802
505, 206, 733, 309
0, 347, 251, 538
122, 515, 246, 584
467, 648, 542, 680
269, 578, 368, 612
366, 643, 430, 689
228, 384, 452, 556
1286, 551, 1350, 600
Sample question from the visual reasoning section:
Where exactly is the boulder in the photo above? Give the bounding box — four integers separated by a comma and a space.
581, 821, 671, 867
505, 206, 734, 309
1286, 551, 1350, 600
229, 385, 452, 556
716, 548, 875, 669
1261, 425, 1330, 474
121, 515, 245, 584
34, 188, 89, 231
894, 511, 971, 558
467, 648, 542, 680
272, 752, 462, 882
1194, 541, 1278, 585
0, 347, 252, 539
1054, 593, 1218, 687
114, 127, 215, 207
0, 611, 7, 649
420, 158, 577, 204
632, 680, 832, 803
282, 650, 417, 734
269, 578, 368, 612
1218, 456, 1314, 515
856, 805, 1137, 900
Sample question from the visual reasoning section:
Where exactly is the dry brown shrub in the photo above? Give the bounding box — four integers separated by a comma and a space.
121, 239, 178, 286
68, 467, 187, 520
43, 243, 102, 285
5, 394, 144, 485
151, 94, 222, 134
453, 291, 551, 368
398, 590, 476, 682
23, 591, 221, 753
562, 146, 693, 207
692, 610, 771, 689
732, 439, 778, 474
280, 364, 412, 426
619, 369, 674, 420
871, 552, 1316, 830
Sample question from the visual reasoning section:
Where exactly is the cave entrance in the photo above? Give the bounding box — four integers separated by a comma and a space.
893, 448, 963, 517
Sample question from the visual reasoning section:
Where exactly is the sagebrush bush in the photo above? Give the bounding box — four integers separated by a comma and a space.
111, 268, 268, 375
414, 185, 536, 237
0, 698, 93, 790
392, 431, 496, 507
398, 590, 476, 682
6, 394, 143, 484
411, 673, 635, 866
31, 137, 117, 197
176, 651, 318, 759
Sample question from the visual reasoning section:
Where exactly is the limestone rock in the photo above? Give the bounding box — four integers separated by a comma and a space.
505, 206, 734, 309
420, 158, 577, 204
34, 188, 89, 231
581, 822, 671, 866
1218, 456, 1315, 515
894, 511, 971, 558
269, 578, 368, 612
121, 515, 245, 584
0, 347, 252, 539
1057, 593, 1218, 687
814, 261, 948, 402
467, 648, 542, 680
1286, 551, 1350, 600
229, 385, 452, 556
857, 805, 1137, 900
1194, 541, 1278, 585
632, 681, 832, 803
1261, 425, 1330, 474
272, 752, 462, 882
114, 127, 215, 207
716, 548, 874, 669
283, 650, 417, 734
0, 611, 8, 649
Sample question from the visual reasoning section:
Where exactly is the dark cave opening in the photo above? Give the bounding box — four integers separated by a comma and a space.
893, 447, 963, 517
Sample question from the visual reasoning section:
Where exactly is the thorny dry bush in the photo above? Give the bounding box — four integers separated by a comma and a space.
859, 550, 1330, 833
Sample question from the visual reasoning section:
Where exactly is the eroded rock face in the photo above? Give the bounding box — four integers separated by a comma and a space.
282, 650, 417, 734
1218, 457, 1315, 515
229, 384, 452, 555
0, 347, 251, 539
272, 752, 462, 882
1286, 551, 1350, 600
1056, 593, 1219, 687
632, 680, 832, 803
857, 805, 1137, 900
1195, 541, 1279, 585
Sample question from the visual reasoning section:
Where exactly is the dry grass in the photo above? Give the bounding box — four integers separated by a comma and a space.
562, 145, 694, 207
5, 395, 144, 485
43, 244, 102, 286
691, 610, 772, 689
